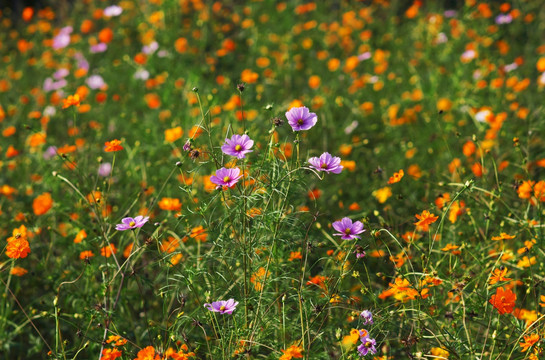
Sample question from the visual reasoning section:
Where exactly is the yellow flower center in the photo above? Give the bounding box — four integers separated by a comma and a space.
297, 119, 304, 125
344, 228, 351, 234
223, 176, 231, 183
235, 144, 242, 151
365, 341, 372, 348
220, 305, 226, 311
321, 163, 328, 169
129, 221, 136, 227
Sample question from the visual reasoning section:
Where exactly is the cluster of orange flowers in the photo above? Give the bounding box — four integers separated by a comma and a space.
5, 225, 31, 259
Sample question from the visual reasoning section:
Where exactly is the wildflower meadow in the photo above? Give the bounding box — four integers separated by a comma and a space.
2, 0, 545, 359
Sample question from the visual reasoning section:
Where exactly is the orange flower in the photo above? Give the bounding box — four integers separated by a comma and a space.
79, 250, 94, 260
250, 267, 270, 291
104, 139, 123, 152
160, 237, 181, 253
489, 286, 516, 315
100, 244, 117, 257
74, 229, 87, 243
491, 232, 515, 241
134, 346, 160, 360
189, 226, 207, 242
435, 193, 451, 209
387, 169, 404, 184
158, 197, 182, 211
520, 333, 539, 352
106, 335, 128, 346
164, 126, 183, 143
414, 210, 438, 231
100, 348, 122, 360
6, 145, 19, 158
62, 94, 81, 109
489, 267, 511, 285
8, 225, 28, 242
280, 344, 304, 360
378, 277, 419, 301
288, 251, 302, 261
33, 192, 53, 215
10, 266, 28, 276
373, 186, 392, 203
517, 256, 536, 268
6, 237, 31, 259
441, 244, 461, 255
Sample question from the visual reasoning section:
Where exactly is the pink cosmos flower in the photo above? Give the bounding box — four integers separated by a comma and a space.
86, 75, 106, 89
332, 217, 365, 240
103, 5, 122, 17
204, 299, 238, 314
210, 167, 243, 189
285, 106, 317, 131
308, 152, 343, 174
52, 26, 72, 50
221, 134, 254, 159
115, 216, 149, 231
90, 43, 108, 53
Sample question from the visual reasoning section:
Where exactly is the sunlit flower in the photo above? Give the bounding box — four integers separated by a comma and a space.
285, 106, 317, 131
158, 197, 182, 211
210, 167, 243, 189
308, 152, 343, 174
414, 210, 438, 231
204, 299, 238, 314
104, 139, 123, 152
332, 217, 365, 240
33, 192, 53, 215
134, 346, 159, 360
387, 169, 404, 184
115, 216, 149, 231
221, 134, 254, 159
6, 237, 31, 259
489, 286, 516, 315
280, 344, 304, 359
519, 333, 539, 352
62, 94, 81, 109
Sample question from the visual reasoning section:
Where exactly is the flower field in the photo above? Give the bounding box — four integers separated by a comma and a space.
1, 0, 545, 359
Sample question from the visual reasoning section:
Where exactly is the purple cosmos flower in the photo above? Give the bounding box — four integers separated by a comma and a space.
357, 335, 377, 357
115, 215, 149, 231
183, 140, 192, 152
332, 217, 365, 240
495, 14, 513, 25
103, 5, 122, 17
43, 78, 67, 92
43, 146, 57, 160
354, 245, 366, 259
285, 106, 317, 131
221, 134, 254, 159
53, 68, 69, 80
74, 52, 90, 71
210, 167, 243, 189
308, 152, 343, 174
204, 299, 239, 314
360, 310, 373, 325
